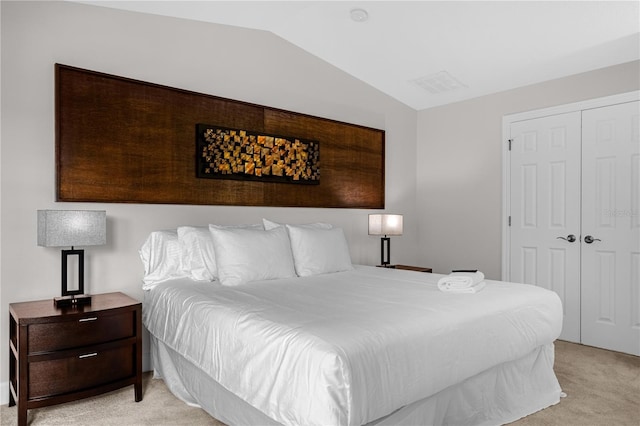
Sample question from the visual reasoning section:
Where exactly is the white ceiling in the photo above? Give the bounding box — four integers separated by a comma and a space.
77, 1, 640, 110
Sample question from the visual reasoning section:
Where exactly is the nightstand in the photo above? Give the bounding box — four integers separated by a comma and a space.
8, 292, 142, 426
378, 264, 433, 273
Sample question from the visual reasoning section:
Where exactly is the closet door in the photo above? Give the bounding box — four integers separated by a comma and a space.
581, 101, 640, 356
509, 112, 582, 342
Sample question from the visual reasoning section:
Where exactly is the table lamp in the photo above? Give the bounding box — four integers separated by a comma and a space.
37, 210, 106, 307
368, 214, 403, 266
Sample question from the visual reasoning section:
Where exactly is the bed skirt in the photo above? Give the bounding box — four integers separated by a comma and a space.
150, 335, 562, 426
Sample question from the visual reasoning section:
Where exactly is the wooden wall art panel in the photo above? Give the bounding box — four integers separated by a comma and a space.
55, 64, 385, 208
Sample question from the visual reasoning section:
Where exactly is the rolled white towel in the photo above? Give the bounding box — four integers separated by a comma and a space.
437, 271, 485, 292
441, 281, 486, 294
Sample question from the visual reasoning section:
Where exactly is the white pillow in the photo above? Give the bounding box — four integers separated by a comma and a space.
177, 226, 216, 281
139, 229, 189, 289
262, 218, 333, 230
286, 225, 353, 277
209, 225, 296, 286
178, 224, 262, 281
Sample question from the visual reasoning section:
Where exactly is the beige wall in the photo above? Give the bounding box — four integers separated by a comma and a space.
0, 1, 418, 390
416, 60, 640, 279
1, 0, 638, 401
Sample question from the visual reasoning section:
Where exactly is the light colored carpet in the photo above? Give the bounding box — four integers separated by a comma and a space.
2, 340, 638, 425
509, 340, 639, 426
1, 372, 222, 426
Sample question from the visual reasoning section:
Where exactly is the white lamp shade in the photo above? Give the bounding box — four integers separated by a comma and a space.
368, 214, 403, 236
37, 210, 106, 247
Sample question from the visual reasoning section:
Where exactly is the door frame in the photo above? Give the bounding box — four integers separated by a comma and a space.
501, 90, 639, 280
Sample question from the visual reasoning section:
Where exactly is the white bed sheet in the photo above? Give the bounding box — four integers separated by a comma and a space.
151, 335, 561, 426
143, 265, 563, 426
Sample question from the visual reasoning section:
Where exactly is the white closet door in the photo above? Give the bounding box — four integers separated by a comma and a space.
509, 112, 582, 342
581, 101, 640, 356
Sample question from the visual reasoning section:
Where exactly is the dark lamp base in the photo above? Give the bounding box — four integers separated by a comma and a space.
54, 294, 92, 308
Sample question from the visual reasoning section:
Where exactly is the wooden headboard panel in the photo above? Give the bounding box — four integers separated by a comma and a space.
55, 64, 385, 208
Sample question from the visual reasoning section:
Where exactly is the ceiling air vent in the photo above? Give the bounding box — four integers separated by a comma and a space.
410, 71, 467, 94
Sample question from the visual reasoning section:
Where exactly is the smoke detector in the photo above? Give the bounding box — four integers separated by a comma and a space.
350, 8, 369, 22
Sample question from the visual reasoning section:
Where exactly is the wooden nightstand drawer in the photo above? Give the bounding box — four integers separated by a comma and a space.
9, 292, 142, 426
29, 343, 134, 399
28, 311, 135, 353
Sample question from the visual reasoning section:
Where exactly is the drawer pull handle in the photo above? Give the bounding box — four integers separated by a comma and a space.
79, 352, 98, 359
79, 317, 98, 323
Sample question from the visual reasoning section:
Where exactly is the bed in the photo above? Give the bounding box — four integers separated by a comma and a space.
140, 221, 563, 426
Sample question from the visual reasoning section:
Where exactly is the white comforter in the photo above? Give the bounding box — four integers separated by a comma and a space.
143, 265, 563, 426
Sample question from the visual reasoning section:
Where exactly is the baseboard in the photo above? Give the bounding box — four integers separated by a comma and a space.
143, 350, 151, 372
1, 380, 9, 405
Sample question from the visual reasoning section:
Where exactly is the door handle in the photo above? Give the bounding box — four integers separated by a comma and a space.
584, 235, 601, 244
556, 234, 576, 243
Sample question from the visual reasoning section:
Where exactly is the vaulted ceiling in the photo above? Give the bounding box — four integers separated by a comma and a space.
76, 1, 640, 110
